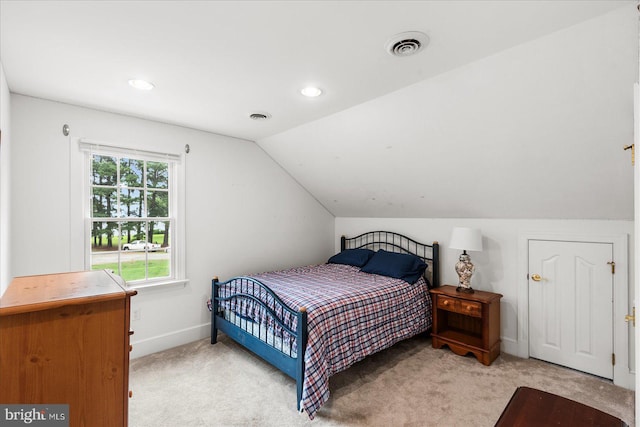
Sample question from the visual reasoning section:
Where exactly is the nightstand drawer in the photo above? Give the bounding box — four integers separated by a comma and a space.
436, 296, 457, 311
437, 296, 482, 318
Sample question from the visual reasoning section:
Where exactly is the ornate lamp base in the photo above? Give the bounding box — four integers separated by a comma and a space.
455, 252, 475, 293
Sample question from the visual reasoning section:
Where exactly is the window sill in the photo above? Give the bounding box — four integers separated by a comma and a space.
127, 278, 190, 291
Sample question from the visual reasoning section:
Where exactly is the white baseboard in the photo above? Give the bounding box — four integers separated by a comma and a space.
130, 323, 211, 359
500, 336, 523, 358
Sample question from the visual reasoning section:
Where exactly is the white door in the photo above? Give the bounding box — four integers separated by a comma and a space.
529, 239, 613, 379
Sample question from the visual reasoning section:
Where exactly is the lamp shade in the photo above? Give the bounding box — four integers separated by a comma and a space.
449, 227, 483, 252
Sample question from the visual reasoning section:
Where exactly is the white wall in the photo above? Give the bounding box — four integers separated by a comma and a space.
9, 94, 335, 357
335, 218, 635, 375
4, 94, 637, 382
0, 62, 11, 295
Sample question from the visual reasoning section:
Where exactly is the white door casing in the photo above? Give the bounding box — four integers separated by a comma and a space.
634, 82, 639, 421
529, 240, 613, 379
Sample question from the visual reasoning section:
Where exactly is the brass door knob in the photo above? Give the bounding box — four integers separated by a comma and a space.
531, 274, 542, 282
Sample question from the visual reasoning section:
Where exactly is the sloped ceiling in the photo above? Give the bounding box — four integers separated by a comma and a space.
259, 4, 638, 219
0, 1, 636, 219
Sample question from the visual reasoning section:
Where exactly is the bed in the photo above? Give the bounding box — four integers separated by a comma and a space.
210, 231, 440, 419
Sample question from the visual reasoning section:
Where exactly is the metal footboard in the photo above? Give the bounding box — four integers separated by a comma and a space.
211, 276, 308, 410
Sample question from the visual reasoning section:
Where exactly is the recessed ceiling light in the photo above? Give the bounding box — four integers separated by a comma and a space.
301, 86, 322, 97
128, 79, 155, 90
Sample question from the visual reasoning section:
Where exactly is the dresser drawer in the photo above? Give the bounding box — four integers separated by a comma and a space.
437, 296, 482, 318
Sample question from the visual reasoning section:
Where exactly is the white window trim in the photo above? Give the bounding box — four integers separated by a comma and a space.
72, 138, 187, 289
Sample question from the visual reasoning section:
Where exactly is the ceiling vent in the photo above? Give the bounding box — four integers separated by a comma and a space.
249, 112, 271, 121
385, 31, 429, 57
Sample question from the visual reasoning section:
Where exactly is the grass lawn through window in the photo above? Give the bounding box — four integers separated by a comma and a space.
92, 259, 169, 282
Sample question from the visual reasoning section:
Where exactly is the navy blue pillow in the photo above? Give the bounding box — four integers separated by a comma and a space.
327, 249, 375, 267
360, 250, 427, 284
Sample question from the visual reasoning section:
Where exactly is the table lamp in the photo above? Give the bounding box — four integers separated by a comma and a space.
449, 227, 483, 293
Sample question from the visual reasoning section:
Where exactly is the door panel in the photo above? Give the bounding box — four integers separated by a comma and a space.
541, 255, 560, 349
529, 240, 613, 379
575, 256, 595, 355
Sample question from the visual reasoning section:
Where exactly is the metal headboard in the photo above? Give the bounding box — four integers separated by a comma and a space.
341, 231, 440, 288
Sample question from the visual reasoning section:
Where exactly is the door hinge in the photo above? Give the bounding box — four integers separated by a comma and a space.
625, 307, 636, 327
607, 261, 615, 274
612, 353, 616, 366
624, 144, 635, 166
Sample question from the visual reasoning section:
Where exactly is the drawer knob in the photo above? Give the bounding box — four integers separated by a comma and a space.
443, 300, 450, 306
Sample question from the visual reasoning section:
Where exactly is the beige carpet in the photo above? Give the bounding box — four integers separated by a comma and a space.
129, 334, 634, 426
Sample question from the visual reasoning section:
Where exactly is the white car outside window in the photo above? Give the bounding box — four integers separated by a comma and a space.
122, 240, 160, 251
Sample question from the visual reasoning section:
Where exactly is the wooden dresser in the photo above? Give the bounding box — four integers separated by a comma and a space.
0, 270, 136, 427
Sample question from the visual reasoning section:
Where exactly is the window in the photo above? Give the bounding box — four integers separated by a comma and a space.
81, 141, 185, 288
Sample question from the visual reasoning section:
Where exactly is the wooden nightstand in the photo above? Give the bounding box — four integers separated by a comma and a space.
429, 285, 502, 365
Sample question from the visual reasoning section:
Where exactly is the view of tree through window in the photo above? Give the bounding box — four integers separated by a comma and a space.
90, 154, 172, 283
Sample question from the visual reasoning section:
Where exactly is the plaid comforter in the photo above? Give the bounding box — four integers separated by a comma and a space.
248, 263, 432, 419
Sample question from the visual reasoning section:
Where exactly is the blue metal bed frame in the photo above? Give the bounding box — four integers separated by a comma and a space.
211, 231, 440, 412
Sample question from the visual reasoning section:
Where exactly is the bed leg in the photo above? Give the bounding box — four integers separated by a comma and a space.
211, 276, 219, 345
211, 323, 218, 344
296, 307, 308, 412
297, 379, 304, 412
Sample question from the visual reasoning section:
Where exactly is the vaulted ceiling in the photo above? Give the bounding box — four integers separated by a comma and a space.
1, 1, 636, 219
